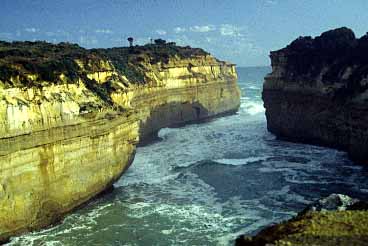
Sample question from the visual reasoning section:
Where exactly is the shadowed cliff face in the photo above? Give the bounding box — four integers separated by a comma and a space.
263, 27, 368, 164
0, 41, 240, 242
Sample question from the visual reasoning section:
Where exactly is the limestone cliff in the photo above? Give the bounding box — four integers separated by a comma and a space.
263, 27, 368, 163
0, 41, 240, 242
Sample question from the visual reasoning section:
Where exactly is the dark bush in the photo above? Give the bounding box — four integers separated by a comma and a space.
154, 39, 166, 45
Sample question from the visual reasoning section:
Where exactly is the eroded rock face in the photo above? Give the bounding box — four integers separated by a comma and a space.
263, 27, 368, 163
0, 42, 240, 242
0, 83, 140, 242
109, 55, 241, 141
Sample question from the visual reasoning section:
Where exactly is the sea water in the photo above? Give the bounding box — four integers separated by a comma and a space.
9, 67, 368, 246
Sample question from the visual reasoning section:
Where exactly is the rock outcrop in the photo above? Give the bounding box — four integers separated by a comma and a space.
0, 41, 240, 242
300, 193, 360, 214
236, 194, 368, 246
263, 27, 368, 163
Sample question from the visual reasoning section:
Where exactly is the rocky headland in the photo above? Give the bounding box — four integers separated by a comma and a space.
263, 27, 368, 164
0, 41, 240, 242
238, 27, 368, 245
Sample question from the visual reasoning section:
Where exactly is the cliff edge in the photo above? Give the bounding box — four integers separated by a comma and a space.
263, 27, 368, 163
0, 41, 240, 242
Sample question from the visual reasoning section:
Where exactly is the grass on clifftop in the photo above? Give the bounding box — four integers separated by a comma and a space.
94, 42, 209, 84
0, 40, 210, 87
0, 41, 100, 87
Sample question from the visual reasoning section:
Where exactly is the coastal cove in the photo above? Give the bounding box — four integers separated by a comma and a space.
8, 67, 368, 245
2, 1, 368, 245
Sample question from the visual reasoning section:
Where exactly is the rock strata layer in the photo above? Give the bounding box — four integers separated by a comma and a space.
263, 27, 368, 163
0, 41, 240, 242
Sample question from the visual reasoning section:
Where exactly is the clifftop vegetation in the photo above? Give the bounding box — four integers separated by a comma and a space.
0, 40, 210, 88
271, 27, 368, 97
96, 42, 210, 84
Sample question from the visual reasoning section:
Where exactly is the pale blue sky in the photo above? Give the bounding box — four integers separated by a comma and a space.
1, 0, 368, 66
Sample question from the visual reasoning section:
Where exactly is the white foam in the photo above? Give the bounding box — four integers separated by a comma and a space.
123, 199, 258, 245
214, 157, 267, 166
8, 202, 114, 246
117, 118, 258, 186
241, 96, 251, 100
161, 229, 174, 235
247, 85, 260, 90
241, 101, 265, 115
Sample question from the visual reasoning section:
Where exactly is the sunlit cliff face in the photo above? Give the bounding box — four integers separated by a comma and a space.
0, 41, 240, 242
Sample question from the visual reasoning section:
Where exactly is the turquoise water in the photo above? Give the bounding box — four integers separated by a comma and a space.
8, 67, 368, 245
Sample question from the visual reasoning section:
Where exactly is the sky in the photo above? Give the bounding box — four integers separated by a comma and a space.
1, 0, 368, 66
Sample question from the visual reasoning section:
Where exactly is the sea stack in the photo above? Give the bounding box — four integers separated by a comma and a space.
263, 27, 368, 163
0, 41, 240, 242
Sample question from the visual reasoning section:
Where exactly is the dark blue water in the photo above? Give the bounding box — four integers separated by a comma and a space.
9, 67, 368, 245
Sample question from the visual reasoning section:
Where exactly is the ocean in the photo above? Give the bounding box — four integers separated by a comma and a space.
8, 67, 368, 246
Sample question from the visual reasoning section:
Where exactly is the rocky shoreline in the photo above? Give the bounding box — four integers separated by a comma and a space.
236, 194, 368, 246
0, 41, 240, 242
